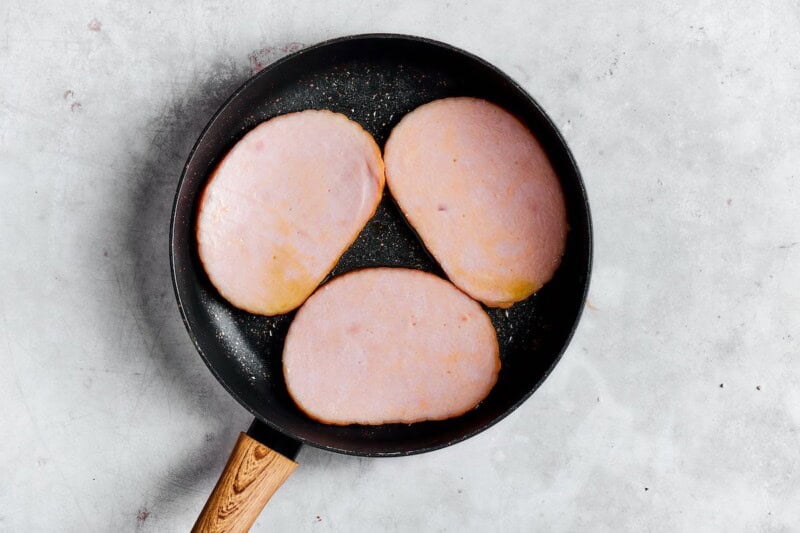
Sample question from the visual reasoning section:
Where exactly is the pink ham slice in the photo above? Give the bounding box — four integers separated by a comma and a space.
196, 110, 384, 316
283, 268, 500, 425
384, 97, 568, 308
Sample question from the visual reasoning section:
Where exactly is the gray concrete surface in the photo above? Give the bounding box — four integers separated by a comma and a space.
1, 1, 799, 531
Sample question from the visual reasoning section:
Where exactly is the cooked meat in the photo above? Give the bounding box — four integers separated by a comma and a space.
196, 110, 384, 315
384, 97, 568, 307
283, 268, 500, 425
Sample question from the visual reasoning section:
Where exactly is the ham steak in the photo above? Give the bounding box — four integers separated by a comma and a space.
196, 110, 384, 316
283, 268, 500, 425
384, 97, 568, 307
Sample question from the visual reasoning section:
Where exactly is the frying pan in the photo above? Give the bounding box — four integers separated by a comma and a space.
170, 34, 592, 531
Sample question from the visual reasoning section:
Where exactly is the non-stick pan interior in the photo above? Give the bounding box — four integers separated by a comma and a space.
171, 35, 591, 456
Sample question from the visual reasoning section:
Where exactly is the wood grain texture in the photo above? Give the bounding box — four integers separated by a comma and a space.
193, 432, 298, 532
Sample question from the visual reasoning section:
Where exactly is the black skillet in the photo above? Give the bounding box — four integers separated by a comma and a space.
170, 34, 592, 530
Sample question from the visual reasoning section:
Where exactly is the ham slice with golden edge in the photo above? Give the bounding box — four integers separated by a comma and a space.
283, 268, 500, 425
196, 110, 384, 315
384, 97, 568, 308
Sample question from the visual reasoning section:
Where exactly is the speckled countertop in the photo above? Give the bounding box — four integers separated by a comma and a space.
2, 1, 799, 531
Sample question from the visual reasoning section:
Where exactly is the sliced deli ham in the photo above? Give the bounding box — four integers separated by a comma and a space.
196, 110, 384, 316
384, 97, 568, 308
283, 268, 500, 425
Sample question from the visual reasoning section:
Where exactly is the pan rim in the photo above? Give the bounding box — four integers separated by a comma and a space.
169, 32, 593, 457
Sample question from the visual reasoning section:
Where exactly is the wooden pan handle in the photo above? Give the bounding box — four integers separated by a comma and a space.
193, 431, 298, 532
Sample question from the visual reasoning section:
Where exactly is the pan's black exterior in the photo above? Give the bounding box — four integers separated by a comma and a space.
170, 34, 592, 457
